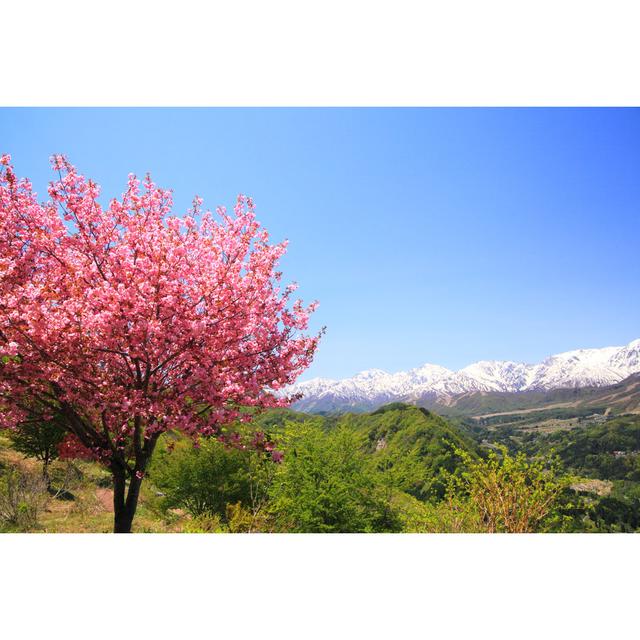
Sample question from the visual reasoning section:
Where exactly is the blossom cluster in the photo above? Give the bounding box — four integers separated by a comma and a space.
0, 155, 320, 460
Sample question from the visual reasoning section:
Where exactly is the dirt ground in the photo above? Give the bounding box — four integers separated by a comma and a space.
95, 488, 114, 512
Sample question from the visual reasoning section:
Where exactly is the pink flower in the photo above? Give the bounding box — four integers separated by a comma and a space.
4, 341, 19, 356
0, 155, 320, 525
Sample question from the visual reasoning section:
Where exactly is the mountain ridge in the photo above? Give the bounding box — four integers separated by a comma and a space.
288, 339, 640, 413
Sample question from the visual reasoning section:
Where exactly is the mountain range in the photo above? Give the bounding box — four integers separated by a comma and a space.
287, 338, 640, 413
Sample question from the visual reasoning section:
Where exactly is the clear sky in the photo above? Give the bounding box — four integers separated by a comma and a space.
1, 108, 638, 380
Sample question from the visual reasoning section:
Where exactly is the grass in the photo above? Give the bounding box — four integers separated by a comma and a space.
0, 433, 192, 533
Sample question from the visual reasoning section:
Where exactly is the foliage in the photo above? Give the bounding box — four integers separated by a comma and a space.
225, 501, 273, 533
8, 412, 67, 486
394, 451, 570, 534
393, 488, 486, 533
0, 154, 319, 531
450, 447, 568, 533
530, 415, 640, 481
151, 437, 252, 517
182, 513, 228, 533
150, 426, 281, 531
269, 422, 402, 532
0, 466, 48, 531
586, 481, 640, 532
340, 404, 477, 501
1, 400, 636, 533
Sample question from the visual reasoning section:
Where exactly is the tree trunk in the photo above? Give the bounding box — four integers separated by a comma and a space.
110, 434, 159, 533
112, 467, 143, 534
42, 458, 51, 491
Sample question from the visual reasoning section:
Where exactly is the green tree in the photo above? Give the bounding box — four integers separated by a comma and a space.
454, 447, 568, 533
8, 413, 66, 489
269, 423, 401, 532
150, 436, 253, 519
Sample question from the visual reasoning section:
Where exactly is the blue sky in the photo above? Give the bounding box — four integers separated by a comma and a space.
1, 108, 639, 380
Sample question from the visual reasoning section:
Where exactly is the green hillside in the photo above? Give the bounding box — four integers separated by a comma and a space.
2, 402, 639, 533
252, 402, 479, 501
336, 403, 478, 500
529, 414, 640, 481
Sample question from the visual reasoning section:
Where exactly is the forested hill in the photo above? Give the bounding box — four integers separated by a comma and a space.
340, 404, 478, 500
255, 402, 476, 458
253, 403, 478, 501
3, 400, 640, 532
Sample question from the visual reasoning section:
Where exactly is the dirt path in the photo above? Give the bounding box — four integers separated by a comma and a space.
472, 401, 575, 419
96, 488, 114, 512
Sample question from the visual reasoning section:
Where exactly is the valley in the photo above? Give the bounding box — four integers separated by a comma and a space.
3, 397, 639, 533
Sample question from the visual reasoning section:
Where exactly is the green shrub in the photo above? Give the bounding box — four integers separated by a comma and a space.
0, 466, 48, 531
269, 423, 402, 532
150, 436, 268, 521
183, 513, 227, 533
453, 447, 568, 532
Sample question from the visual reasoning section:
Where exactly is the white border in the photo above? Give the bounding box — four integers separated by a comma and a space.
1, 534, 639, 639
1, 2, 639, 637
2, 1, 640, 105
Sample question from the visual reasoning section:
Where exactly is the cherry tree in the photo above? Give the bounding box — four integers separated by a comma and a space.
0, 154, 320, 532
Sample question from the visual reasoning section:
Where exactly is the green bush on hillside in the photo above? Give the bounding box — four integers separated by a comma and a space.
0, 466, 48, 531
150, 437, 253, 518
269, 422, 402, 532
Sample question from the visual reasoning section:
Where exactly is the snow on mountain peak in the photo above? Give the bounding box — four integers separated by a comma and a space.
458, 360, 529, 392
286, 338, 640, 413
410, 363, 453, 378
353, 368, 389, 380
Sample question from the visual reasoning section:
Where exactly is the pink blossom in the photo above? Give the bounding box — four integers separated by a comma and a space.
0, 154, 321, 524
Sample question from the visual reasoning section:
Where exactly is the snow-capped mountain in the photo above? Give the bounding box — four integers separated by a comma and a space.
287, 338, 640, 413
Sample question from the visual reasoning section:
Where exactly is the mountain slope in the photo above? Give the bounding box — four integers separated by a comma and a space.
336, 403, 477, 501
288, 338, 640, 414
435, 373, 640, 420
250, 403, 479, 500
